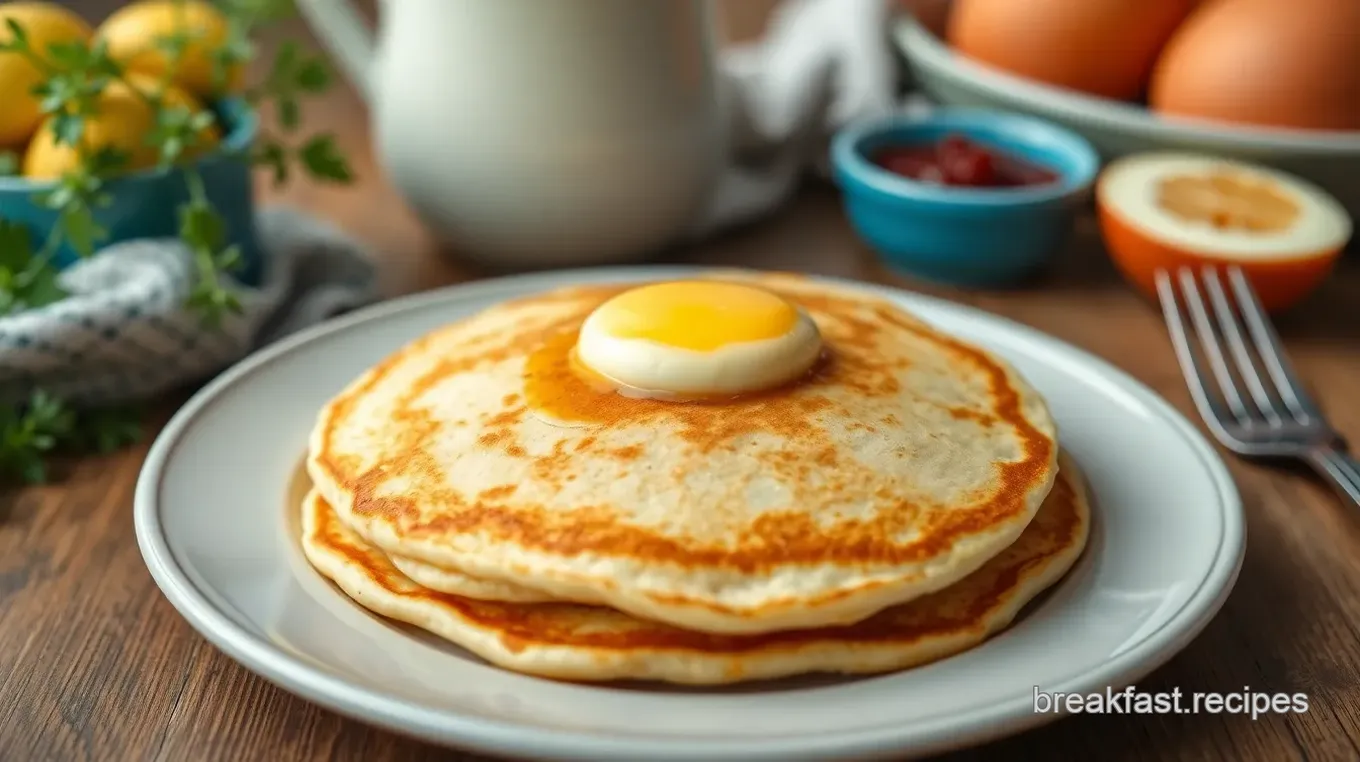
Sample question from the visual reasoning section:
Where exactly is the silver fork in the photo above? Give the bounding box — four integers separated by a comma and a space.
1157, 265, 1360, 507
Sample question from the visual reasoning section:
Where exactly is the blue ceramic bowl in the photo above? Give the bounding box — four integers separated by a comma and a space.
831, 108, 1100, 287
0, 97, 263, 287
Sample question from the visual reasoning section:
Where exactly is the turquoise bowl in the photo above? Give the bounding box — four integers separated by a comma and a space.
0, 97, 263, 287
831, 108, 1100, 287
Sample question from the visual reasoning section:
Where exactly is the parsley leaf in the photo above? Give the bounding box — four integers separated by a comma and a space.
14, 265, 66, 312
4, 17, 30, 47
186, 277, 241, 327
150, 102, 216, 168
0, 390, 75, 484
0, 220, 67, 315
299, 133, 352, 183
0, 220, 34, 272
0, 392, 146, 485
66, 405, 145, 454
294, 56, 329, 93
179, 195, 226, 251
61, 204, 104, 257
252, 139, 289, 186
34, 39, 117, 124
217, 0, 299, 25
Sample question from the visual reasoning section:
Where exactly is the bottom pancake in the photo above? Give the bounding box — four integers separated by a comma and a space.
298, 452, 1090, 685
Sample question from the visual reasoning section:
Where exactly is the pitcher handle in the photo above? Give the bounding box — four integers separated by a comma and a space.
295, 0, 376, 102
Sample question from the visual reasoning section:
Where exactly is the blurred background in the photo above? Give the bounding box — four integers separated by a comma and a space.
2, 0, 1349, 377
9, 0, 1351, 411
48, 0, 1355, 298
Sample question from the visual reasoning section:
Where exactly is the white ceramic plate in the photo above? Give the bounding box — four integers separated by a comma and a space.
893, 16, 1360, 220
135, 268, 1244, 761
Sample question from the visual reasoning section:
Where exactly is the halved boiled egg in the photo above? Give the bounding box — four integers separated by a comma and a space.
1097, 153, 1352, 313
575, 280, 823, 397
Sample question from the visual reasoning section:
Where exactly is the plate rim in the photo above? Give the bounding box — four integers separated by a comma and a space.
135, 266, 1245, 761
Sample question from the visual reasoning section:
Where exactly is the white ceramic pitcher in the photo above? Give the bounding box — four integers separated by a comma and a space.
297, 0, 727, 268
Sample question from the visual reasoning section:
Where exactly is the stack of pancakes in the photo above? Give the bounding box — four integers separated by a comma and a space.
300, 273, 1089, 685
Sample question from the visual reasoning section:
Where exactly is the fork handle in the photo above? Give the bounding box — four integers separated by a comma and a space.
1305, 449, 1360, 508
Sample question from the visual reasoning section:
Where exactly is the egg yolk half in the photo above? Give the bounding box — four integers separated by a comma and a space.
575, 280, 822, 397
588, 281, 799, 351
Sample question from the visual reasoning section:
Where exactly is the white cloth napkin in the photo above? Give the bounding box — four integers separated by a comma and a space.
0, 0, 903, 408
686, 0, 909, 238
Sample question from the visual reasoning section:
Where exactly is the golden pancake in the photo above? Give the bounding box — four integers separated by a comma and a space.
308, 272, 1058, 633
388, 552, 554, 603
299, 452, 1089, 685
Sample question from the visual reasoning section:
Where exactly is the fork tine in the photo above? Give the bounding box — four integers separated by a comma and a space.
1176, 268, 1254, 426
1227, 267, 1324, 425
1155, 270, 1237, 431
1200, 266, 1283, 427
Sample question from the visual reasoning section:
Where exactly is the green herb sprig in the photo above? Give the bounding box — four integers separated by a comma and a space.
0, 0, 353, 485
0, 390, 143, 484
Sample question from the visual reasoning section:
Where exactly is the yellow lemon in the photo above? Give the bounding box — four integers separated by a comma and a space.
98, 0, 241, 100
0, 3, 95, 146
23, 74, 221, 180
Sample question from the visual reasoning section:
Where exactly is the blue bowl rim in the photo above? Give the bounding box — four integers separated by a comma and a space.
0, 95, 259, 193
831, 107, 1101, 207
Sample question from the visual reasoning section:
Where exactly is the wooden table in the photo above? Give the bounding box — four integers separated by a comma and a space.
6, 4, 1360, 761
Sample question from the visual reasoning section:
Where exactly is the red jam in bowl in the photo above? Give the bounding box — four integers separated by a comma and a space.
872, 134, 1060, 188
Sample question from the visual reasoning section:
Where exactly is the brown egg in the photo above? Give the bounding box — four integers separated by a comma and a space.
1150, 0, 1360, 131
947, 0, 1198, 101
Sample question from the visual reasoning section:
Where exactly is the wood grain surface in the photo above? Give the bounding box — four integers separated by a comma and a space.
4, 2, 1360, 760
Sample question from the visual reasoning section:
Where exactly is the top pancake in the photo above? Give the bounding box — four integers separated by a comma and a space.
308, 272, 1058, 634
